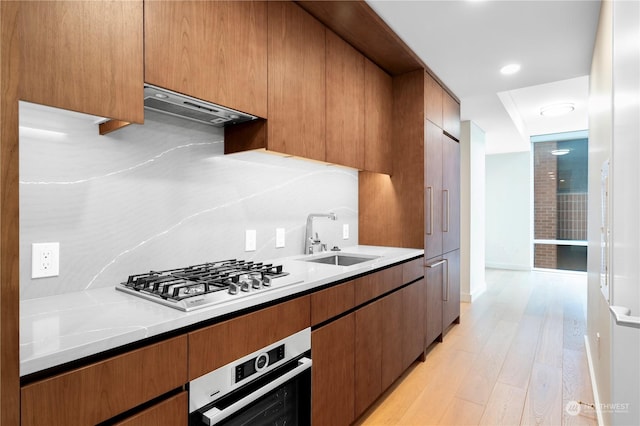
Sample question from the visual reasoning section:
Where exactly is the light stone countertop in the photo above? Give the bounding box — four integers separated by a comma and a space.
20, 245, 423, 377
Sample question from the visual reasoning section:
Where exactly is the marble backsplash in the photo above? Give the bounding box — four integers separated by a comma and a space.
19, 102, 358, 299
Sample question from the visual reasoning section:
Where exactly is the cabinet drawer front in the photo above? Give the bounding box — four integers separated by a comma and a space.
311, 280, 355, 326
20, 336, 187, 426
188, 296, 310, 380
354, 264, 403, 305
402, 257, 424, 283
114, 391, 187, 426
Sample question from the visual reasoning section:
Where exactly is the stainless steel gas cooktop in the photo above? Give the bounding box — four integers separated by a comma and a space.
116, 259, 302, 311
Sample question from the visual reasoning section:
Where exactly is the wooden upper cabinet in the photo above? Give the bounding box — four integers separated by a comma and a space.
364, 59, 393, 175
443, 91, 461, 141
19, 0, 143, 123
424, 72, 443, 128
144, 1, 267, 118
326, 30, 365, 169
267, 1, 326, 161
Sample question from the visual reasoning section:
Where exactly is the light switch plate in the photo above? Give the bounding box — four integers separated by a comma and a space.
245, 230, 257, 252
32, 242, 60, 278
343, 224, 350, 239
276, 228, 285, 248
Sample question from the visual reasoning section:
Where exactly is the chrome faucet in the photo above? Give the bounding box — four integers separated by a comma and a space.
304, 212, 337, 254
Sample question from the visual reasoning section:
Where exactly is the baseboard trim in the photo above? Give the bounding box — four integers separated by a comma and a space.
461, 282, 487, 303
584, 335, 604, 425
485, 262, 531, 271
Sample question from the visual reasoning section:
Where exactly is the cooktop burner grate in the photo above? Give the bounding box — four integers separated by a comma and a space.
116, 259, 295, 311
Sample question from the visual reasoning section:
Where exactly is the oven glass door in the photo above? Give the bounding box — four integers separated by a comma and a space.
190, 356, 311, 426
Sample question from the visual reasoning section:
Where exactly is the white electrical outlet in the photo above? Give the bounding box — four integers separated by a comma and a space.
343, 224, 350, 239
276, 228, 285, 248
245, 230, 257, 252
32, 242, 60, 278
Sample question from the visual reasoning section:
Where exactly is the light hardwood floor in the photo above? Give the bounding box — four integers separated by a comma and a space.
355, 268, 598, 426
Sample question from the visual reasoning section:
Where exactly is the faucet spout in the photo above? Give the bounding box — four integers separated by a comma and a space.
304, 212, 338, 254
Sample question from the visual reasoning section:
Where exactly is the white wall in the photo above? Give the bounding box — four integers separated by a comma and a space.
460, 121, 486, 302
485, 151, 531, 270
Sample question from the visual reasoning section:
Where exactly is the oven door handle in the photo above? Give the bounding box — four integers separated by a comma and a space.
201, 357, 312, 426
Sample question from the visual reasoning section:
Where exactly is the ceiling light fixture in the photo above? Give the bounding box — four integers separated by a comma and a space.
540, 103, 575, 117
500, 64, 521, 75
551, 149, 570, 156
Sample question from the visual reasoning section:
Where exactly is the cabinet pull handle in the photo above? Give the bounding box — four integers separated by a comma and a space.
426, 259, 445, 268
443, 258, 450, 301
443, 189, 450, 232
426, 186, 433, 235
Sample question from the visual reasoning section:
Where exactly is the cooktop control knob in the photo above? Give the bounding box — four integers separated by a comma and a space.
240, 281, 251, 292
249, 277, 260, 289
263, 275, 272, 287
228, 283, 239, 295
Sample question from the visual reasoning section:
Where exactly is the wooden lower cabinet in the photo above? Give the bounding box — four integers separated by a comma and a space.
311, 280, 355, 326
188, 296, 310, 380
114, 392, 187, 426
425, 258, 444, 347
443, 250, 461, 330
355, 279, 425, 419
402, 279, 426, 370
382, 290, 403, 390
355, 299, 383, 417
425, 250, 460, 347
312, 314, 355, 426
20, 336, 187, 426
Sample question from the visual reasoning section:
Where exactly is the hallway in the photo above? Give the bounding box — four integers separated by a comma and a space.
356, 268, 597, 425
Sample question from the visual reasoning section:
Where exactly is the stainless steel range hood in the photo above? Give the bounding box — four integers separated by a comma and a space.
143, 84, 258, 127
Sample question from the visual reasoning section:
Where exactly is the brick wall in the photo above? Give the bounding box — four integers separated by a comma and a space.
534, 141, 557, 268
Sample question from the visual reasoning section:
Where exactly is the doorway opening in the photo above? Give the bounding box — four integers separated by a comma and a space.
532, 130, 588, 271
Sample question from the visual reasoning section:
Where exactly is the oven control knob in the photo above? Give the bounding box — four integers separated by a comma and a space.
240, 281, 251, 292
255, 352, 269, 372
251, 278, 262, 289
228, 283, 239, 295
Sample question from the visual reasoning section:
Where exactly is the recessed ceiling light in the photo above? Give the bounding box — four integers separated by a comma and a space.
500, 64, 521, 75
540, 103, 575, 117
154, 93, 169, 99
551, 149, 571, 156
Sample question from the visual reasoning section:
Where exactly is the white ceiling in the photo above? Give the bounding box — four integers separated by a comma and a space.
366, 0, 601, 154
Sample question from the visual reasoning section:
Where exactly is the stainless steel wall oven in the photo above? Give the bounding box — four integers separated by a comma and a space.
188, 328, 311, 425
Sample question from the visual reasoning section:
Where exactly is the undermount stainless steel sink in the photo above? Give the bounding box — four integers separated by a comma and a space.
302, 253, 380, 266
